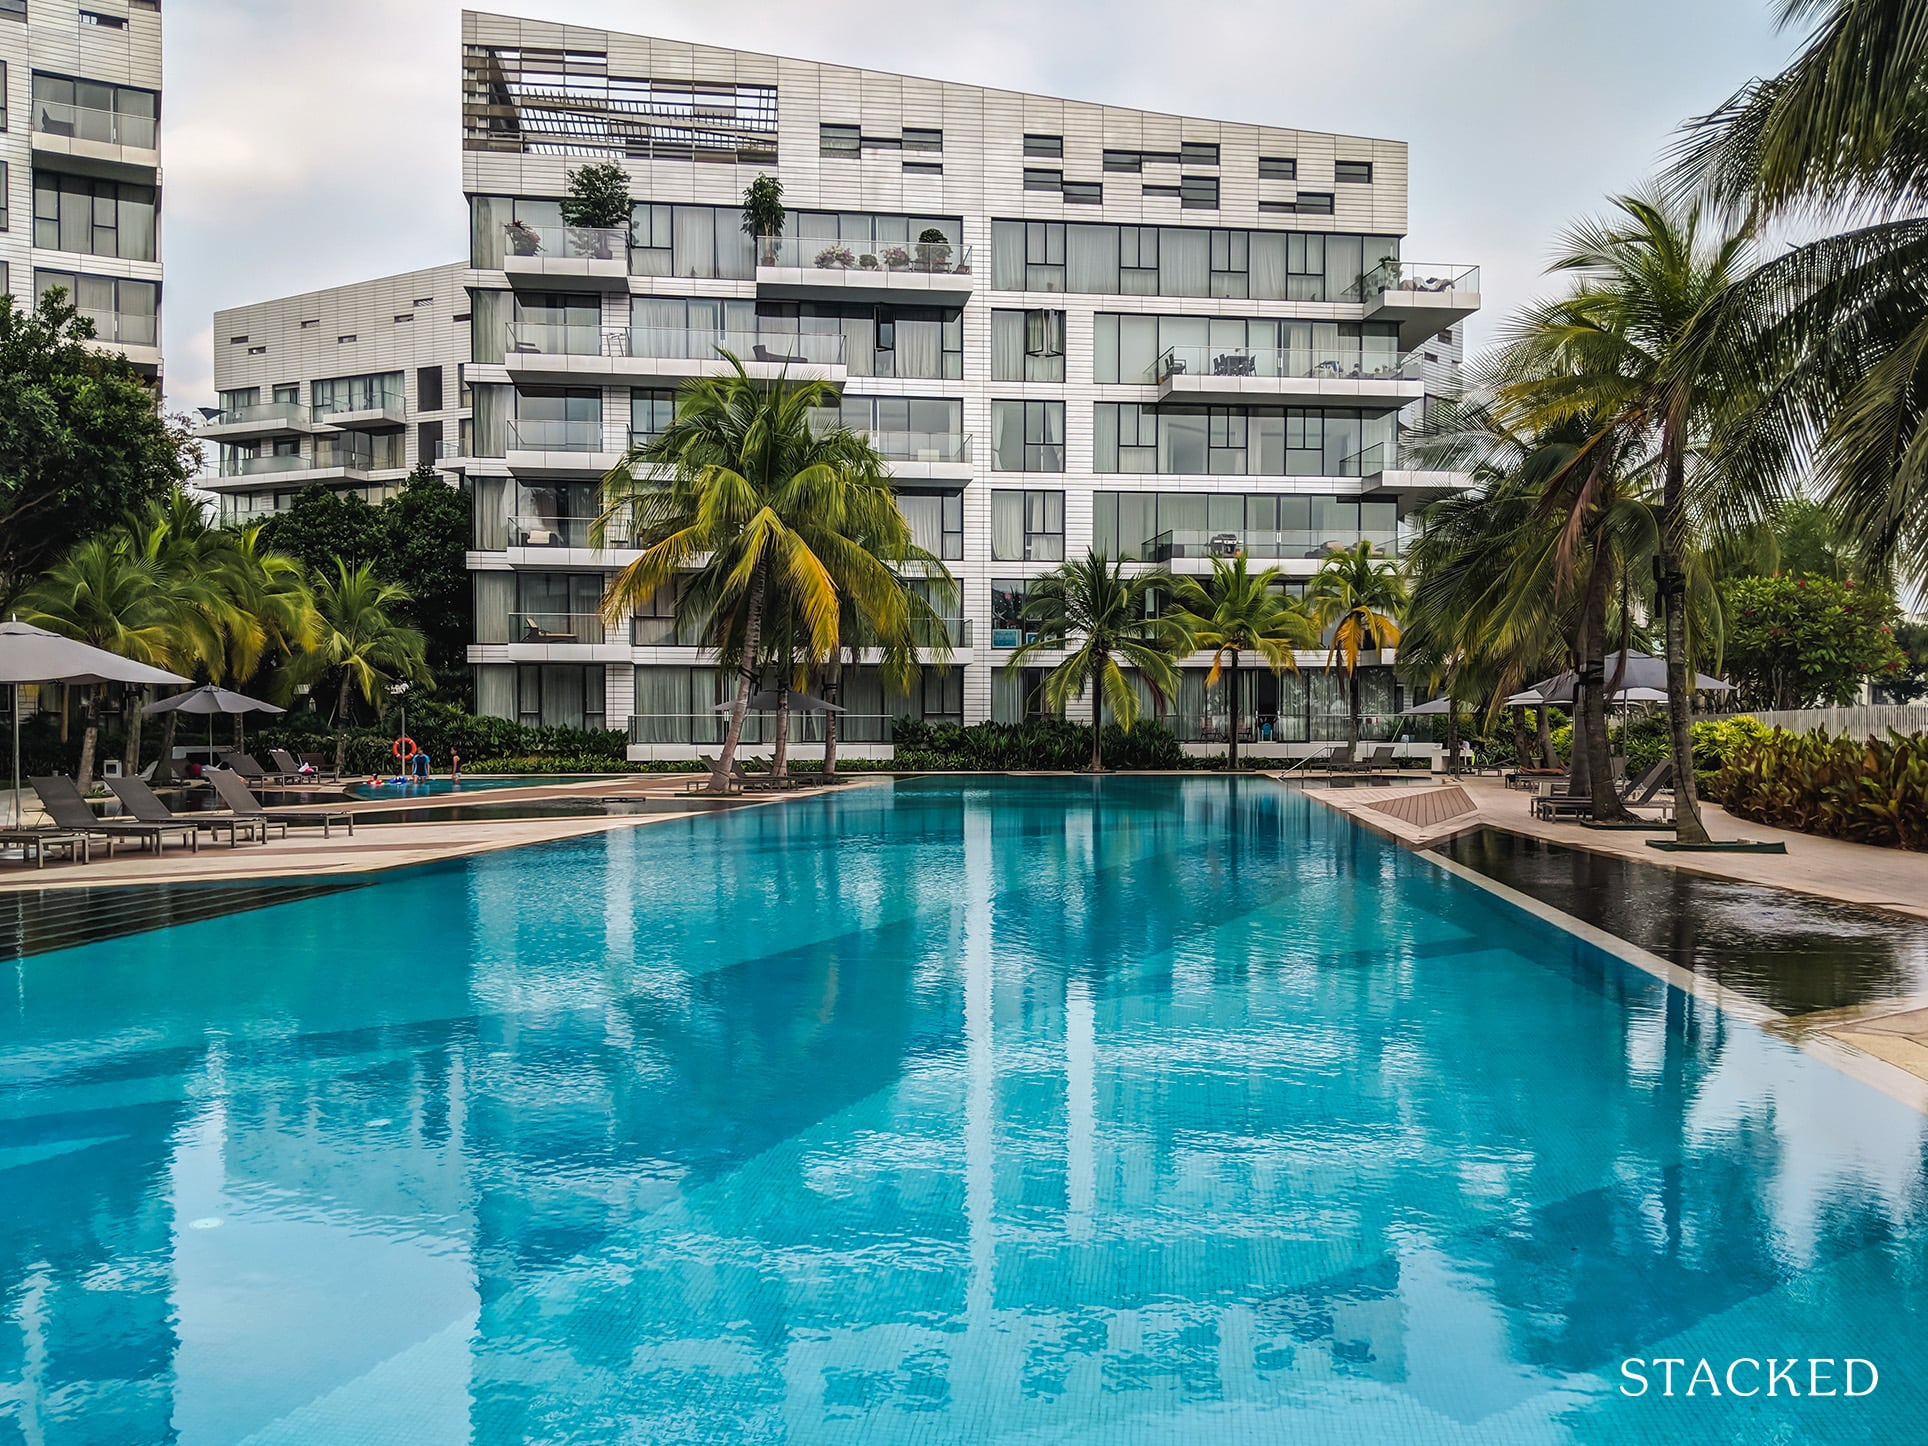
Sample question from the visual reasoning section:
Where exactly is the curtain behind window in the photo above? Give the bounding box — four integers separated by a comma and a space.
991, 491, 1023, 560
475, 664, 515, 721
673, 206, 716, 278
900, 495, 943, 556
992, 670, 1025, 724
1066, 225, 1119, 293
633, 666, 693, 742
471, 196, 508, 268
896, 319, 942, 378
473, 571, 514, 645
470, 477, 509, 550
1159, 229, 1209, 296
1250, 232, 1288, 301
991, 311, 1024, 380
992, 221, 1025, 289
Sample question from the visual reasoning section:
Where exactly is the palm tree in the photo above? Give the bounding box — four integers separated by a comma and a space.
1671, 0, 1928, 582
15, 537, 177, 790
292, 560, 428, 743
1007, 552, 1185, 772
1307, 541, 1408, 751
1168, 555, 1316, 770
600, 358, 931, 791
1492, 193, 1763, 842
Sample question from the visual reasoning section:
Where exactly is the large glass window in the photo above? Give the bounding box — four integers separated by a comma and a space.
991, 580, 1033, 648
508, 291, 601, 356
30, 73, 158, 148
822, 396, 965, 460
996, 220, 1397, 301
517, 664, 606, 731
991, 489, 1065, 561
33, 270, 156, 345
897, 492, 963, 560
992, 401, 1065, 472
1091, 490, 1397, 561
311, 371, 404, 418
991, 308, 1065, 381
630, 388, 675, 446
32, 172, 156, 260
510, 387, 602, 451
1094, 403, 1393, 476
514, 573, 605, 642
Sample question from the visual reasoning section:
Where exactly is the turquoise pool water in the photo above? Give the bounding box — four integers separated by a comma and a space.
341, 774, 619, 799
3, 777, 1925, 1443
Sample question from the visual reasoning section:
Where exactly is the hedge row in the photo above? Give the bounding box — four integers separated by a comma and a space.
1716, 728, 1928, 850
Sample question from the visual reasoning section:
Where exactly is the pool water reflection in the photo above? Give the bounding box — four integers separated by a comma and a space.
3, 777, 1926, 1443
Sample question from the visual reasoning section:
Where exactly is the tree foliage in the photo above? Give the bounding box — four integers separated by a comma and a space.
0, 288, 195, 609
560, 161, 633, 229
1718, 573, 1907, 709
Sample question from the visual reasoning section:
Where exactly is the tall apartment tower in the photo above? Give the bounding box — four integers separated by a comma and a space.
0, 0, 163, 377
202, 10, 1478, 759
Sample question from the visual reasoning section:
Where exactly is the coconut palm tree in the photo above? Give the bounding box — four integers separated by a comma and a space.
1307, 541, 1408, 752
292, 559, 429, 733
1007, 552, 1185, 772
600, 358, 930, 790
1491, 193, 1766, 842
1167, 554, 1316, 770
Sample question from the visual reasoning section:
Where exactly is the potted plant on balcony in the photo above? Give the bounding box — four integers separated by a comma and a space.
505, 218, 541, 258
815, 244, 856, 269
858, 252, 881, 270
740, 174, 786, 267
560, 161, 632, 260
880, 245, 912, 270
914, 227, 953, 272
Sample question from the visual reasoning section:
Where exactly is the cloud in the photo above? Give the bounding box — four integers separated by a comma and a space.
160, 0, 1797, 409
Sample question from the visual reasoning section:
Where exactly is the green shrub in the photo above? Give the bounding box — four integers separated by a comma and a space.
1717, 727, 1928, 849
891, 717, 1181, 770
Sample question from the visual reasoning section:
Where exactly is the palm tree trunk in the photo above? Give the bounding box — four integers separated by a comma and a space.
821, 637, 845, 783
1577, 546, 1633, 822
1537, 705, 1555, 768
713, 561, 767, 792
1660, 427, 1710, 843
123, 687, 145, 778
154, 709, 178, 785
1348, 667, 1361, 751
1446, 692, 1460, 777
1510, 706, 1530, 770
75, 687, 100, 792
1226, 650, 1241, 771
771, 659, 793, 782
1090, 651, 1105, 773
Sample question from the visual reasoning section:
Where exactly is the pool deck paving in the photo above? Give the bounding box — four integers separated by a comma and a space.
1293, 770, 1928, 1099
0, 774, 852, 891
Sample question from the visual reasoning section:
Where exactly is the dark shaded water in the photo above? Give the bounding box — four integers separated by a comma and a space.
1439, 828, 1928, 1016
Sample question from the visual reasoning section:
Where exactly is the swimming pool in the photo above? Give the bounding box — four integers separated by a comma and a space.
340, 773, 628, 799
3, 777, 1924, 1442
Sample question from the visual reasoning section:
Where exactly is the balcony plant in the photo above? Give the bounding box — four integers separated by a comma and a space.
914, 227, 953, 271
505, 219, 542, 258
559, 161, 632, 259
858, 252, 882, 270
740, 174, 786, 266
815, 244, 857, 269
881, 245, 912, 270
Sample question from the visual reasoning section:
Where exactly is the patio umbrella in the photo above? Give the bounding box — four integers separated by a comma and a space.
0, 619, 190, 826
143, 684, 285, 763
1398, 696, 1468, 716
714, 689, 845, 713
1504, 689, 1547, 707
1527, 651, 1733, 705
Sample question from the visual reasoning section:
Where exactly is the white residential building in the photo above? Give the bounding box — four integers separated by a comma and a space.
0, 0, 163, 377
200, 10, 1478, 759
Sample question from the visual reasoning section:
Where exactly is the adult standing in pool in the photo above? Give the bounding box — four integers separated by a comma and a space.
450, 751, 462, 783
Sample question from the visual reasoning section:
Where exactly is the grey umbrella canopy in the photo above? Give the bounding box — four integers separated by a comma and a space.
713, 689, 845, 713
1398, 696, 1467, 716
143, 683, 285, 761
1527, 651, 1732, 705
1, 619, 190, 826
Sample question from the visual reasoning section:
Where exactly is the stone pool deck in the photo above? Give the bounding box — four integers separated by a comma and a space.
0, 775, 850, 892
1294, 771, 1928, 1100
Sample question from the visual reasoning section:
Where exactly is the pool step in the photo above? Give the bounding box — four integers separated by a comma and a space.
0, 877, 364, 962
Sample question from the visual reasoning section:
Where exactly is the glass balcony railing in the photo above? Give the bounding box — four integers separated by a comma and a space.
507, 418, 606, 453
625, 327, 847, 367
313, 437, 377, 472
313, 392, 404, 421
76, 309, 157, 347
1153, 346, 1422, 385
501, 223, 629, 263
1147, 528, 1400, 562
508, 515, 640, 549
509, 611, 608, 644
866, 430, 972, 463
761, 237, 974, 276
34, 100, 158, 150
503, 322, 611, 358
1351, 260, 1480, 302
1160, 712, 1404, 744
208, 400, 310, 429
217, 452, 309, 479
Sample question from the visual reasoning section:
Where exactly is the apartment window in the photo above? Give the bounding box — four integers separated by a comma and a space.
1209, 230, 1247, 296
218, 387, 259, 413
248, 345, 266, 356
312, 371, 403, 418
1295, 192, 1336, 215
337, 335, 356, 344
31, 74, 158, 149
393, 313, 414, 324
1180, 141, 1220, 166
1024, 221, 1064, 290
630, 388, 675, 445
512, 387, 602, 451
991, 308, 1066, 382
1093, 402, 1159, 472
516, 664, 606, 731
79, 11, 128, 29
1258, 156, 1297, 180
1060, 180, 1100, 206
273, 384, 299, 404
301, 318, 319, 328
0, 162, 7, 231
1103, 151, 1141, 172
0, 62, 7, 128
1024, 134, 1062, 159
992, 400, 1065, 472
1094, 403, 1389, 477
32, 173, 156, 260
903, 161, 943, 176
1335, 160, 1374, 184
417, 420, 443, 465
0, 6, 18, 26
996, 218, 1396, 302
819, 123, 861, 158
1023, 169, 1062, 193
991, 580, 1033, 648
0, 263, 8, 298
1142, 184, 1180, 199
414, 296, 434, 308
902, 127, 943, 152
1120, 225, 1158, 294
33, 270, 156, 345
1181, 176, 1219, 210
898, 493, 963, 561
417, 365, 443, 412
992, 489, 1065, 561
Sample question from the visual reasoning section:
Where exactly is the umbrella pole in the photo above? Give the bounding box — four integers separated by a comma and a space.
10, 682, 19, 829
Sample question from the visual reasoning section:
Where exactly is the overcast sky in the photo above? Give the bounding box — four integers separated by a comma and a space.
161, 0, 1800, 412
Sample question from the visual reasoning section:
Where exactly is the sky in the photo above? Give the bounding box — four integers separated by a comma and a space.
160, 0, 1803, 413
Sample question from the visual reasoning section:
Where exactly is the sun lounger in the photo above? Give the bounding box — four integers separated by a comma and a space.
1356, 744, 1397, 775
206, 768, 359, 838
684, 755, 748, 794
299, 752, 342, 782
270, 749, 318, 783
221, 751, 294, 785
1620, 758, 1675, 818
105, 776, 264, 847
1532, 781, 1594, 821
29, 775, 198, 854
0, 828, 93, 867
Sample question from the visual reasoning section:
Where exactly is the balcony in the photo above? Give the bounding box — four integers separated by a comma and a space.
1353, 261, 1481, 348
757, 237, 975, 306
313, 393, 407, 431
1153, 345, 1425, 409
1147, 528, 1401, 566
31, 100, 159, 181
868, 429, 973, 482
196, 401, 317, 443
503, 325, 848, 386
504, 417, 622, 478
500, 224, 632, 289
1344, 442, 1475, 503
504, 513, 641, 568
510, 611, 609, 644
217, 452, 312, 481
212, 437, 387, 488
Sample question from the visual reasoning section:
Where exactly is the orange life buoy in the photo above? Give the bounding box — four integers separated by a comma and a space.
392, 735, 419, 760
